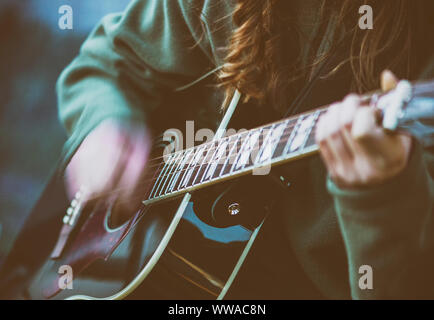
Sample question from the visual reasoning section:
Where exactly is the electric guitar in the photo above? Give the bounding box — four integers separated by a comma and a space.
3, 79, 434, 300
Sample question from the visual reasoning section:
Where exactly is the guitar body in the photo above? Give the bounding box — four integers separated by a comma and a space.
20, 168, 283, 300
1, 87, 287, 300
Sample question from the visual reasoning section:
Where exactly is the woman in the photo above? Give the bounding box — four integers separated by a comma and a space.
58, 0, 433, 299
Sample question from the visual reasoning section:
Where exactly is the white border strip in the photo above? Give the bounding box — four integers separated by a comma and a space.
217, 222, 263, 300
67, 193, 191, 300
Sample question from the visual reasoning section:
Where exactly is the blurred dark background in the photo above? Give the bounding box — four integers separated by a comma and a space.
0, 0, 131, 267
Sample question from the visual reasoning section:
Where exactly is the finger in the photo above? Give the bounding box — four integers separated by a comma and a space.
318, 139, 339, 178
339, 94, 361, 155
340, 94, 360, 125
316, 111, 341, 179
315, 106, 330, 143
381, 70, 399, 92
323, 103, 340, 138
326, 105, 354, 163
351, 107, 390, 167
351, 105, 413, 173
351, 107, 382, 142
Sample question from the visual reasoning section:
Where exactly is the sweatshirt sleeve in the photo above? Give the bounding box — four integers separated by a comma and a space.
328, 142, 434, 299
56, 0, 215, 165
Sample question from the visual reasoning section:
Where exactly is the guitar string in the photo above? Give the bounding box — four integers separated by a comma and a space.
101, 122, 323, 196
72, 125, 323, 206
111, 119, 318, 185
135, 120, 299, 168
143, 109, 325, 175
117, 113, 323, 172
147, 105, 331, 168
67, 118, 305, 198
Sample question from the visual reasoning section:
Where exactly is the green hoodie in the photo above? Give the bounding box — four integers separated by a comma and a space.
57, 0, 434, 299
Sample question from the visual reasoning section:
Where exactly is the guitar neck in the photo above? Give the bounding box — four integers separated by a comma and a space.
143, 107, 326, 205
143, 79, 434, 205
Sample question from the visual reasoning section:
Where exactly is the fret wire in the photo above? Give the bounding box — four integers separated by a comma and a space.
177, 150, 195, 191
176, 149, 196, 193
199, 139, 223, 184
253, 124, 275, 165
266, 121, 287, 161
243, 127, 266, 169
165, 149, 193, 195
300, 110, 321, 152
163, 151, 185, 195
191, 141, 216, 187
219, 132, 246, 177
229, 130, 255, 174
283, 115, 305, 156
292, 111, 321, 153
153, 153, 178, 198
187, 145, 208, 188
243, 129, 264, 171
201, 139, 229, 184
207, 135, 234, 181
244, 128, 264, 169
143, 161, 165, 200
291, 115, 312, 153
158, 151, 183, 197
256, 120, 289, 165
171, 149, 194, 193
177, 145, 206, 191
148, 153, 175, 199
270, 119, 292, 160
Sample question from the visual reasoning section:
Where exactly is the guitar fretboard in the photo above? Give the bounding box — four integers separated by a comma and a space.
143, 107, 327, 204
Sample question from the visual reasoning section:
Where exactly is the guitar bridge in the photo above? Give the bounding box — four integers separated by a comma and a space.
50, 188, 85, 259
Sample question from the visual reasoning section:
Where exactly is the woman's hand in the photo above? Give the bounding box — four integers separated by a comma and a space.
65, 119, 152, 223
315, 70, 413, 188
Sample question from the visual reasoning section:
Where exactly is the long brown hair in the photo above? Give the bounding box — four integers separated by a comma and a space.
218, 0, 416, 111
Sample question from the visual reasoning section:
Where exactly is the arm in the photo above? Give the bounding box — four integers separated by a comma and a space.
57, 0, 215, 164
317, 70, 434, 299
328, 143, 434, 299
57, 0, 216, 217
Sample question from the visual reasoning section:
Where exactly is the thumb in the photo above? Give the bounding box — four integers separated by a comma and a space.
381, 70, 399, 92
